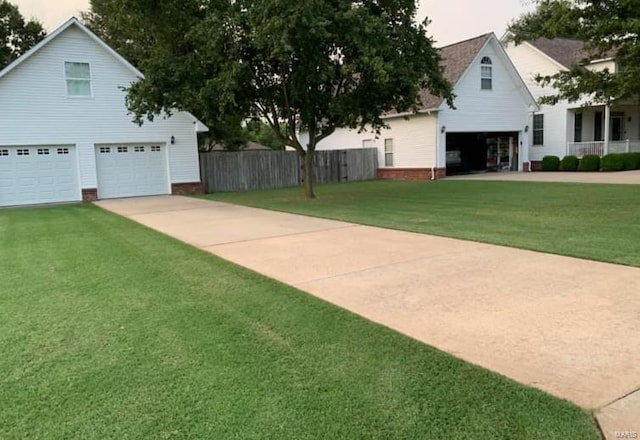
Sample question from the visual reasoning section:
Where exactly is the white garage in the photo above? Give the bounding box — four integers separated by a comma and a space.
0, 145, 81, 207
0, 18, 207, 208
95, 143, 169, 199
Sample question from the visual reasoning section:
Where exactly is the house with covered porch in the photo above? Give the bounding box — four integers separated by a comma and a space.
301, 33, 538, 179
504, 37, 640, 167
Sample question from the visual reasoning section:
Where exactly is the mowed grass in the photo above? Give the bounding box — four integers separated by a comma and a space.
0, 204, 599, 439
206, 179, 640, 267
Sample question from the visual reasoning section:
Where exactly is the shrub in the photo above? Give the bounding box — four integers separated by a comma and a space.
579, 154, 600, 171
601, 153, 625, 172
560, 155, 579, 171
541, 155, 560, 171
622, 152, 640, 170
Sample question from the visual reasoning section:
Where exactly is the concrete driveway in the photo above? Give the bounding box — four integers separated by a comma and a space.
96, 195, 640, 436
447, 169, 640, 184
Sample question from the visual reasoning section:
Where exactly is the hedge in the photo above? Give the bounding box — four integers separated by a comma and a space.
560, 155, 579, 171
541, 155, 560, 171
601, 153, 625, 171
579, 154, 600, 171
623, 152, 640, 170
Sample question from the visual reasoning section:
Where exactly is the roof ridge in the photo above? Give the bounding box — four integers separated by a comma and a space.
531, 36, 586, 43
438, 33, 492, 50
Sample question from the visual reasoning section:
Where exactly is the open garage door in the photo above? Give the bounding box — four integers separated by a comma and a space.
446, 132, 519, 175
95, 143, 169, 199
0, 145, 81, 207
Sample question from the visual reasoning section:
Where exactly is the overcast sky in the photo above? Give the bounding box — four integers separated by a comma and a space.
12, 0, 533, 46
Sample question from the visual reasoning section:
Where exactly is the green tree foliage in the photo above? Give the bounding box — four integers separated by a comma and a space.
508, 0, 640, 105
0, 0, 45, 69
86, 0, 452, 198
83, 0, 252, 152
243, 120, 286, 150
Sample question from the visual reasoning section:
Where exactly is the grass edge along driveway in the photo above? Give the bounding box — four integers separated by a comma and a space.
204, 179, 640, 268
0, 204, 600, 439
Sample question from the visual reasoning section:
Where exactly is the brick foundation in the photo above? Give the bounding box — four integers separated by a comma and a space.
377, 167, 447, 181
530, 161, 542, 171
171, 182, 203, 195
82, 188, 98, 202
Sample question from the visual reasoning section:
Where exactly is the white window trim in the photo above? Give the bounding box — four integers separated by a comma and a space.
384, 138, 394, 167
362, 139, 374, 149
480, 56, 492, 91
532, 114, 544, 146
64, 61, 94, 98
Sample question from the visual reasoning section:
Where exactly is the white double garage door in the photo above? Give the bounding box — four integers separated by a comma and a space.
0, 143, 169, 207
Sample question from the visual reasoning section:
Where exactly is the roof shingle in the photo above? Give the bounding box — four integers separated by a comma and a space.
420, 33, 492, 110
528, 37, 587, 68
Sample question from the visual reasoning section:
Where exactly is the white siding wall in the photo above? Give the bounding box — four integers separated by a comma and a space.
437, 39, 532, 167
0, 25, 200, 189
504, 41, 580, 160
306, 113, 438, 168
614, 106, 640, 140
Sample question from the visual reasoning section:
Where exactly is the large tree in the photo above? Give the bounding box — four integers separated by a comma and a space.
86, 0, 453, 198
0, 0, 45, 69
83, 0, 259, 152
508, 0, 640, 105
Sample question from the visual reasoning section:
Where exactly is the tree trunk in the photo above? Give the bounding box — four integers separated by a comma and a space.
302, 149, 316, 199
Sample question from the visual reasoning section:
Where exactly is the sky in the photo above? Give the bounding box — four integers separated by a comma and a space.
12, 0, 534, 46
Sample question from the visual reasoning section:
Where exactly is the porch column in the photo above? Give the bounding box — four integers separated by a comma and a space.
604, 104, 611, 155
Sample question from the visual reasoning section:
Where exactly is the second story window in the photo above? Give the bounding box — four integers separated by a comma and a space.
481, 56, 492, 90
65, 62, 92, 97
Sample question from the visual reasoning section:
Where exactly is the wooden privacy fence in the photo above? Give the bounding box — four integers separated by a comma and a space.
199, 148, 378, 192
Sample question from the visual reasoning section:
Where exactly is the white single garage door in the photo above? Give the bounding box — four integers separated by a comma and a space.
95, 143, 169, 199
0, 145, 81, 207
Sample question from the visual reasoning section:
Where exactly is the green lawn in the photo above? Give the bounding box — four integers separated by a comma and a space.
0, 204, 599, 439
205, 179, 640, 267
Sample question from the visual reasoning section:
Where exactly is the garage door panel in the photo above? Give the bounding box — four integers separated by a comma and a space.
0, 146, 80, 207
18, 177, 38, 186
16, 162, 33, 172
54, 162, 73, 171
56, 174, 74, 185
96, 144, 169, 199
38, 190, 57, 200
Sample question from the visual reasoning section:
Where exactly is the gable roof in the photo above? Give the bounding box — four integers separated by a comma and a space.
0, 17, 142, 80
420, 33, 492, 110
527, 37, 616, 68
0, 17, 208, 132
528, 38, 587, 68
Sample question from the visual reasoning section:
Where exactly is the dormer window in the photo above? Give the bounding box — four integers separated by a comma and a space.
65, 62, 92, 97
480, 56, 492, 90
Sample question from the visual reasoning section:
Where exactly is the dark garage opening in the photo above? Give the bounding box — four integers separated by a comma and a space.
446, 132, 519, 175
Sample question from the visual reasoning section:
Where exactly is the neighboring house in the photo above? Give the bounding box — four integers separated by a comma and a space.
504, 37, 638, 167
300, 33, 538, 179
0, 17, 208, 208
